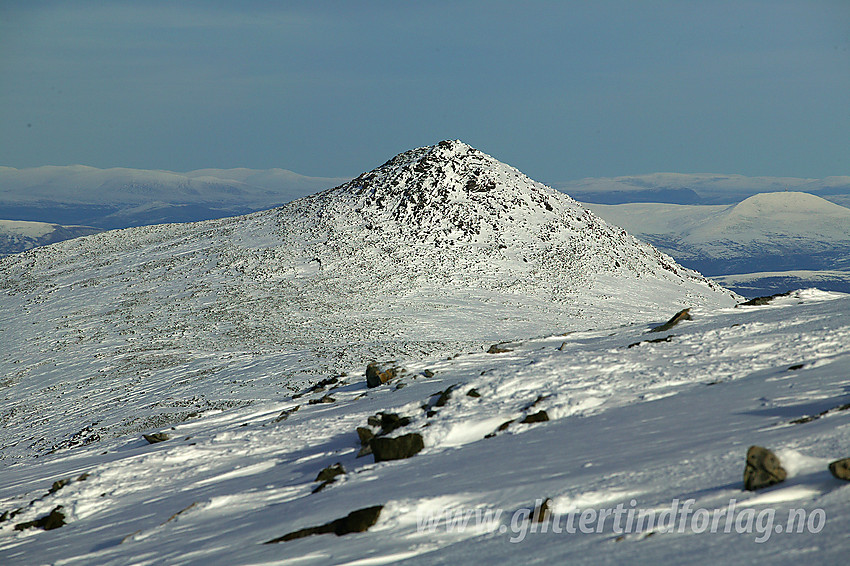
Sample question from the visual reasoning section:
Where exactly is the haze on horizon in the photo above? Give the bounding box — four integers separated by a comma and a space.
1, 1, 848, 185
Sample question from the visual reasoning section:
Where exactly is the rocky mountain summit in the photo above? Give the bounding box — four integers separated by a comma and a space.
0, 140, 736, 460
269, 139, 735, 315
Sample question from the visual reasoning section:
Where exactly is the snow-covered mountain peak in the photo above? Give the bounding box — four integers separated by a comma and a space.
333, 139, 565, 235
728, 191, 850, 219
284, 140, 734, 304
0, 142, 738, 462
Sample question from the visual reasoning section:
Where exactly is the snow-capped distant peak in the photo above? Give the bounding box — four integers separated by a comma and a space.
727, 191, 850, 218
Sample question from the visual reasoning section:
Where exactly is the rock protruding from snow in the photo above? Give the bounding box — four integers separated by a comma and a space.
744, 445, 787, 491
829, 458, 850, 481
371, 433, 425, 462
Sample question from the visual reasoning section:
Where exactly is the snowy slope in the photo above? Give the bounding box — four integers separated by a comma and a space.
0, 140, 735, 463
1, 289, 849, 564
0, 140, 785, 563
0, 165, 347, 228
586, 193, 850, 276
0, 219, 102, 256
556, 173, 850, 206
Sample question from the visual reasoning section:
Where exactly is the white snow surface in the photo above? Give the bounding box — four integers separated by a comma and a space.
1, 288, 849, 564
15, 141, 850, 563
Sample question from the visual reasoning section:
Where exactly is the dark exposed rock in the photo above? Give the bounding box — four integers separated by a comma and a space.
378, 413, 411, 435
649, 309, 691, 333
628, 335, 675, 348
485, 419, 515, 437
313, 463, 346, 494
315, 463, 346, 483
829, 458, 850, 481
533, 498, 552, 523
487, 343, 513, 354
316, 376, 340, 388
14, 506, 65, 531
790, 415, 818, 425
520, 410, 549, 424
789, 401, 850, 425
371, 433, 424, 462
737, 291, 793, 307
422, 369, 435, 378
366, 363, 400, 388
142, 432, 170, 444
356, 427, 374, 446
466, 388, 481, 398
743, 445, 787, 491
274, 405, 300, 422
264, 505, 384, 543
49, 479, 71, 495
434, 385, 456, 408
788, 364, 805, 371
308, 394, 336, 405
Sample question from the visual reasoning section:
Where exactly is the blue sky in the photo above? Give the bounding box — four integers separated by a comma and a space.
1, 1, 848, 183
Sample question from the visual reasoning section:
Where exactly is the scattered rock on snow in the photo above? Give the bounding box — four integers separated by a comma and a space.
366, 363, 401, 388
313, 463, 347, 493
264, 505, 384, 543
434, 385, 456, 408
743, 445, 787, 491
628, 335, 675, 348
315, 463, 346, 483
520, 410, 549, 424
308, 394, 336, 405
142, 432, 170, 444
789, 401, 850, 425
487, 343, 513, 354
371, 433, 424, 462
356, 427, 374, 445
377, 413, 411, 435
466, 388, 481, 398
49, 478, 71, 495
533, 498, 552, 523
356, 427, 375, 457
274, 405, 300, 422
14, 506, 66, 531
829, 458, 850, 481
649, 308, 691, 333
737, 291, 793, 307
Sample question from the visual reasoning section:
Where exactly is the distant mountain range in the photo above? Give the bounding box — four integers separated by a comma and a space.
585, 192, 850, 295
1, 163, 847, 297
555, 172, 850, 206
0, 220, 101, 256
0, 165, 348, 229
